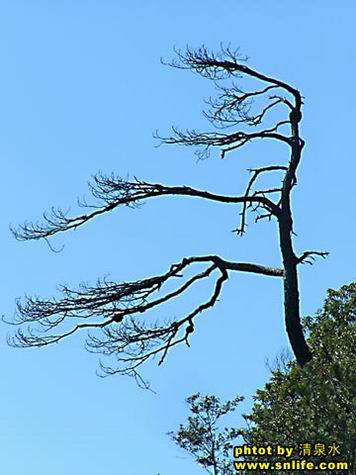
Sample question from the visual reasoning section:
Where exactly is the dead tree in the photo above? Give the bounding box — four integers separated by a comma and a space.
8, 46, 327, 388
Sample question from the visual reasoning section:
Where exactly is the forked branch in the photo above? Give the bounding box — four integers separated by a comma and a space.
8, 255, 283, 386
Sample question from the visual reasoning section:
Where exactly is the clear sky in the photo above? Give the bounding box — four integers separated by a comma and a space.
1, 1, 355, 474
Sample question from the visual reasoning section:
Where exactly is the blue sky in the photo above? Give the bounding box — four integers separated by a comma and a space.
1, 1, 355, 474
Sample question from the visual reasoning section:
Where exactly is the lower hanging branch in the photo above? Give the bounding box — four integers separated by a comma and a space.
6, 254, 283, 387
86, 266, 228, 387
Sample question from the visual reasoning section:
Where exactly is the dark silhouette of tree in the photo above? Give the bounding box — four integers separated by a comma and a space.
8, 46, 327, 387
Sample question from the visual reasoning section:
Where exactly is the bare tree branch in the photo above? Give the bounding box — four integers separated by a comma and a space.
297, 251, 329, 265
167, 45, 300, 99
203, 83, 289, 129
8, 255, 283, 384
156, 124, 291, 160
234, 166, 287, 235
11, 175, 280, 241
8, 45, 326, 383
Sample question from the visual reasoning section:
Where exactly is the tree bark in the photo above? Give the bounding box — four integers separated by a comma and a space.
278, 97, 312, 367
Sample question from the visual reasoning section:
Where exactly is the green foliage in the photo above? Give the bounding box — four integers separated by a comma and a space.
241, 282, 356, 473
168, 393, 243, 475
170, 283, 356, 474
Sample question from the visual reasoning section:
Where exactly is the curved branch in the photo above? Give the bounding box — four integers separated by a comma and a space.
169, 45, 301, 100
8, 254, 283, 383
158, 125, 290, 160
12, 175, 280, 241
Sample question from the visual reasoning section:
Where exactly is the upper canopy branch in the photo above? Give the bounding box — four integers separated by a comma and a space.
169, 45, 301, 101
11, 174, 281, 241
204, 84, 291, 128
157, 123, 291, 160
160, 45, 301, 160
